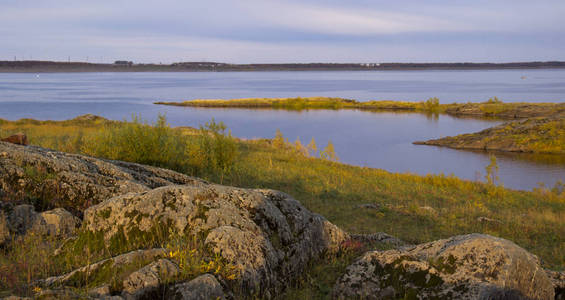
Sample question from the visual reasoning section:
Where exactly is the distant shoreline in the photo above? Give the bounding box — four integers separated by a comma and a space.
2, 60, 565, 73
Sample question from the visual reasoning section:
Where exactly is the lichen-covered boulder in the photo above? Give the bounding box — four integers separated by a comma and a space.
546, 270, 565, 300
0, 141, 204, 215
333, 234, 554, 300
83, 184, 349, 296
0, 209, 9, 244
30, 208, 80, 236
170, 274, 227, 300
121, 258, 179, 299
7, 204, 36, 234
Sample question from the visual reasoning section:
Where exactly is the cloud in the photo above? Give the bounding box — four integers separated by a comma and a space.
246, 2, 471, 36
0, 0, 564, 62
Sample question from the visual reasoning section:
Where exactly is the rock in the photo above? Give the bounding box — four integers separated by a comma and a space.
477, 216, 503, 224
30, 208, 80, 236
0, 209, 10, 244
72, 114, 109, 123
170, 274, 227, 300
88, 284, 111, 298
83, 185, 349, 296
546, 270, 565, 300
0, 142, 205, 215
7, 204, 36, 234
1, 133, 28, 145
4, 205, 79, 238
2, 296, 32, 300
42, 248, 167, 288
35, 289, 82, 299
419, 206, 437, 215
350, 232, 407, 248
333, 233, 554, 300
355, 203, 379, 210
121, 259, 179, 299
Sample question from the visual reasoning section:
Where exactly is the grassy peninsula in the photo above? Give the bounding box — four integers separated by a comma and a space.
1, 115, 563, 274
155, 96, 565, 118
415, 117, 565, 154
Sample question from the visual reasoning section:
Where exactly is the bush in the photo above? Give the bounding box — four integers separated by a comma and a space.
486, 96, 502, 104
188, 119, 238, 182
320, 141, 339, 162
81, 114, 190, 172
423, 97, 440, 112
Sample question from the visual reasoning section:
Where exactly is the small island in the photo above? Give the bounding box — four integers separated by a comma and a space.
155, 97, 564, 119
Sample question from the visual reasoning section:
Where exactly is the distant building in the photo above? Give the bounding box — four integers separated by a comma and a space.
114, 60, 133, 66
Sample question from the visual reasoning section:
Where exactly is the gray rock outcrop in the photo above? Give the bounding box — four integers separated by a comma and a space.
7, 204, 36, 234
333, 233, 554, 299
547, 270, 565, 300
0, 209, 10, 244
170, 274, 227, 300
1, 204, 79, 240
30, 208, 80, 236
0, 141, 204, 215
121, 259, 179, 299
83, 185, 349, 296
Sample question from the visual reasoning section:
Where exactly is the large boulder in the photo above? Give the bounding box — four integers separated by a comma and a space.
0, 209, 9, 244
170, 274, 227, 300
333, 234, 554, 300
547, 270, 565, 300
2, 205, 79, 238
0, 142, 204, 215
7, 204, 36, 234
121, 258, 179, 299
1, 133, 28, 145
83, 184, 349, 296
30, 208, 80, 236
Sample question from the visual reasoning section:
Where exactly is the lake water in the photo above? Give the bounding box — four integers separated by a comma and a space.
0, 70, 564, 190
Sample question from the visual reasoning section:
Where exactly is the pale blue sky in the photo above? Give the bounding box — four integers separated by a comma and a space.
1, 0, 564, 63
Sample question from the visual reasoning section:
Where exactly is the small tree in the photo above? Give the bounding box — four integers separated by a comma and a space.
306, 137, 317, 157
487, 97, 502, 104
190, 119, 238, 183
320, 140, 339, 162
273, 129, 285, 149
294, 137, 307, 156
423, 97, 440, 112
485, 155, 499, 185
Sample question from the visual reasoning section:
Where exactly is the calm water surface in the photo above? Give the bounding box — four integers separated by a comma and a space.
0, 70, 564, 190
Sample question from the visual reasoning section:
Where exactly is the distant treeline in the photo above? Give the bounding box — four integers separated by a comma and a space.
1, 60, 565, 72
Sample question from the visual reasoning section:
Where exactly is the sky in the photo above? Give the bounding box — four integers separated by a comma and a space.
1, 0, 565, 63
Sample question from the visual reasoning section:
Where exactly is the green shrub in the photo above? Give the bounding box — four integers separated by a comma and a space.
188, 119, 238, 182
81, 114, 190, 172
423, 97, 440, 113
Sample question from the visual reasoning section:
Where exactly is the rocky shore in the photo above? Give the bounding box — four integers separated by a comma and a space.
0, 141, 563, 299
